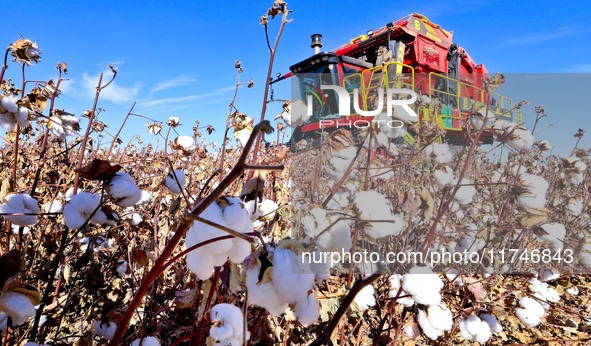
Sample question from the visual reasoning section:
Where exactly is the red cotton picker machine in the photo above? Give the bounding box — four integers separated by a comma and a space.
272, 13, 522, 147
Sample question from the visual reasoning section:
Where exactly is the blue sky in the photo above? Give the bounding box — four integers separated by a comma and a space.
3, 0, 590, 154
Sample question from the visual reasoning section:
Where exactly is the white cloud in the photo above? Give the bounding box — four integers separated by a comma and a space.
150, 75, 196, 94
82, 72, 140, 104
505, 26, 590, 46
140, 85, 235, 108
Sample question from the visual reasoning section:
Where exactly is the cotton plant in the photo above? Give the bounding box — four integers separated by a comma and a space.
48, 113, 80, 139
0, 193, 41, 226
353, 190, 404, 241
515, 173, 549, 209
107, 172, 142, 207
275, 100, 310, 128
165, 169, 187, 195
0, 291, 37, 326
244, 239, 319, 326
92, 320, 118, 340
0, 93, 30, 132
424, 142, 453, 164
130, 336, 160, 346
416, 304, 453, 340
209, 303, 249, 346
302, 207, 352, 252
458, 313, 502, 343
63, 192, 116, 229
185, 197, 253, 280
563, 156, 587, 184
353, 284, 376, 311
538, 222, 566, 251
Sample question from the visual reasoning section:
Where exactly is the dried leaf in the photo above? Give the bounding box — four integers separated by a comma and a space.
75, 159, 122, 182
0, 250, 22, 290
464, 276, 487, 302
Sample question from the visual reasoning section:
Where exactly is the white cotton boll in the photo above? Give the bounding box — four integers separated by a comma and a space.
258, 199, 278, 220
417, 309, 443, 340
362, 213, 404, 240
289, 100, 310, 127
210, 303, 247, 345
454, 178, 476, 205
108, 172, 142, 207
63, 192, 110, 229
137, 190, 152, 205
567, 199, 583, 216
65, 187, 76, 201
508, 128, 534, 150
539, 269, 560, 282
130, 336, 161, 346
0, 193, 41, 226
388, 274, 414, 307
244, 263, 288, 315
434, 166, 454, 187
174, 135, 196, 151
566, 286, 579, 295
43, 200, 63, 217
0, 291, 36, 326
129, 212, 143, 225
539, 223, 565, 251
270, 248, 315, 304
0, 94, 18, 113
0, 112, 17, 132
517, 173, 548, 209
294, 293, 319, 326
424, 143, 453, 164
15, 108, 30, 128
518, 297, 545, 318
235, 127, 252, 149
515, 307, 541, 328
229, 239, 252, 264
333, 146, 357, 160
417, 305, 452, 341
480, 313, 502, 333
402, 267, 444, 306
116, 260, 128, 278
185, 202, 232, 279
243, 200, 260, 221
10, 224, 30, 235
165, 170, 186, 194
303, 208, 352, 251
92, 320, 118, 340
353, 285, 376, 311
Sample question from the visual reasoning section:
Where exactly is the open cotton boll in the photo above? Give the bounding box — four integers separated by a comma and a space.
454, 178, 476, 205
402, 266, 444, 306
130, 336, 161, 346
43, 200, 63, 217
480, 313, 502, 333
137, 190, 153, 205
388, 274, 415, 307
353, 284, 376, 311
108, 172, 142, 207
424, 143, 453, 164
303, 208, 352, 251
518, 297, 546, 318
567, 198, 583, 216
63, 192, 111, 229
219, 197, 254, 263
244, 262, 289, 315
417, 304, 453, 340
0, 193, 40, 226
235, 127, 252, 149
507, 128, 534, 150
434, 166, 455, 187
165, 170, 186, 194
539, 223, 565, 251
515, 307, 542, 328
92, 320, 117, 340
210, 303, 248, 346
294, 293, 319, 327
116, 260, 128, 278
0, 112, 17, 132
333, 146, 357, 160
257, 199, 278, 221
185, 201, 233, 279
538, 269, 560, 282
270, 247, 316, 304
172, 135, 195, 152
0, 94, 18, 113
517, 173, 548, 209
0, 291, 36, 326
460, 315, 493, 343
